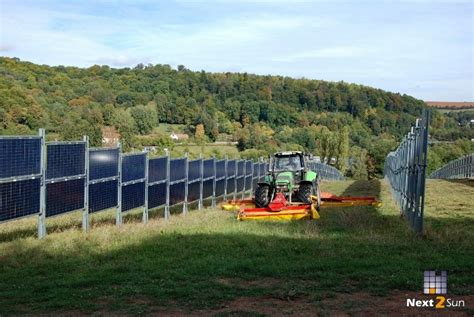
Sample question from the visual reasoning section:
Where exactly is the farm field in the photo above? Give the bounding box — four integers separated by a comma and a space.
0, 179, 473, 315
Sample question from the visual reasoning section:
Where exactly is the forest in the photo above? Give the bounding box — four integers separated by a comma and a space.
0, 57, 473, 178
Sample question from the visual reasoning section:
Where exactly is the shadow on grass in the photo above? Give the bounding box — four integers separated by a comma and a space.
444, 179, 474, 188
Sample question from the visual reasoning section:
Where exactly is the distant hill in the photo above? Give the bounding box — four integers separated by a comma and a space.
426, 101, 474, 109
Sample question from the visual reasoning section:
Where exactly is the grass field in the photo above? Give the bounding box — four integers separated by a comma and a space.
1, 180, 473, 315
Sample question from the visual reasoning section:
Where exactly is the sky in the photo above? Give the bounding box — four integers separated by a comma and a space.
0, 0, 473, 101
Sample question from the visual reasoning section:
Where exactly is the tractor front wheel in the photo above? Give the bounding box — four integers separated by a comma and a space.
298, 183, 314, 204
255, 185, 271, 207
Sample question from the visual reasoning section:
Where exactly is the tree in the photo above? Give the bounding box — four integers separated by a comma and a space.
350, 146, 368, 180
130, 105, 157, 135
111, 109, 136, 151
195, 124, 205, 144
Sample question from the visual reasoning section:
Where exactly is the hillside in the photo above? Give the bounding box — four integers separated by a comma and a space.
0, 57, 472, 176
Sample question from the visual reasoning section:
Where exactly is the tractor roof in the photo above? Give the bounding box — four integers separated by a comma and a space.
274, 151, 304, 156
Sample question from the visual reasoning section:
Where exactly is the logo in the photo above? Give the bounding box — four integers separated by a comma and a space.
423, 270, 447, 295
406, 270, 465, 309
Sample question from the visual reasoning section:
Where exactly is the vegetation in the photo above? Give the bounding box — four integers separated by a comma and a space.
0, 57, 472, 177
0, 179, 472, 315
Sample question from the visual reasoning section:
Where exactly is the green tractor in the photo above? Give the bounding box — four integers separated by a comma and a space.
254, 151, 319, 207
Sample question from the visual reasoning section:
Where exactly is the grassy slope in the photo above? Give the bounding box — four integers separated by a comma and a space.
0, 180, 473, 314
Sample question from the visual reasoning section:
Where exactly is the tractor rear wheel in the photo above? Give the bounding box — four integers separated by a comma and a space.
298, 183, 314, 204
255, 185, 271, 207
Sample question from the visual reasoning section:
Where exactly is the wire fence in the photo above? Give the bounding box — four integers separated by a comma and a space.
384, 109, 430, 234
429, 153, 474, 179
1, 130, 345, 238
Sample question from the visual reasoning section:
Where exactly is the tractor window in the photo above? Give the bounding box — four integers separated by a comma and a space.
274, 155, 302, 171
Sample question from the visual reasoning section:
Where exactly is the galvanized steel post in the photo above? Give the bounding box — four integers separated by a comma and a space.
38, 128, 47, 239
143, 149, 149, 223
223, 155, 228, 201
116, 143, 123, 226
164, 150, 170, 220
198, 153, 203, 210
211, 156, 217, 208
183, 152, 189, 214
82, 135, 90, 231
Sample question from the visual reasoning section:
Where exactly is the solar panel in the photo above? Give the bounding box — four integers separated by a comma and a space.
46, 143, 85, 179
188, 159, 201, 182
0, 178, 40, 222
46, 179, 85, 217
202, 179, 214, 198
216, 160, 226, 179
89, 149, 119, 180
187, 182, 201, 202
227, 160, 236, 176
237, 160, 245, 176
0, 138, 41, 178
169, 182, 185, 205
236, 177, 245, 193
148, 183, 166, 209
148, 157, 167, 183
122, 181, 145, 212
170, 158, 186, 182
122, 153, 146, 183
253, 163, 259, 176
89, 180, 118, 213
203, 159, 214, 179
245, 161, 252, 175
215, 179, 225, 197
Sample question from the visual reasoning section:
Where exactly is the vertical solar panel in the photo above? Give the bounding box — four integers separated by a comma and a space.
188, 159, 201, 182
148, 183, 166, 209
187, 182, 201, 203
170, 182, 185, 205
89, 180, 118, 213
46, 179, 85, 217
88, 148, 119, 214
226, 160, 236, 177
122, 181, 145, 212
215, 179, 225, 197
148, 157, 167, 183
202, 179, 213, 198
216, 160, 226, 179
122, 153, 146, 183
0, 179, 41, 221
203, 159, 215, 179
0, 138, 41, 178
89, 149, 119, 180
46, 143, 85, 179
170, 158, 186, 182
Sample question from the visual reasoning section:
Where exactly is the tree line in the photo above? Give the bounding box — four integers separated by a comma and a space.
0, 57, 472, 178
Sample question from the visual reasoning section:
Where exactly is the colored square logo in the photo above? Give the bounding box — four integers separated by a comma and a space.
423, 271, 447, 294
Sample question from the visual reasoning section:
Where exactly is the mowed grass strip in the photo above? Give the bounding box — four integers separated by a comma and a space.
0, 180, 473, 314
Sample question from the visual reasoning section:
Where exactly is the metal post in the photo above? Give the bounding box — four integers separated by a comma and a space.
143, 150, 149, 223
164, 151, 170, 220
211, 156, 216, 208
38, 128, 47, 239
223, 155, 228, 201
183, 152, 189, 214
233, 159, 237, 200
198, 153, 204, 210
116, 143, 123, 226
82, 135, 90, 232
241, 160, 246, 200
250, 161, 254, 198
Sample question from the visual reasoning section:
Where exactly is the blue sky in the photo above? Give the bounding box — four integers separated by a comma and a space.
1, 0, 472, 101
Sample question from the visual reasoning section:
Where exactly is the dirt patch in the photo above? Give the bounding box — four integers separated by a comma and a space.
217, 277, 281, 289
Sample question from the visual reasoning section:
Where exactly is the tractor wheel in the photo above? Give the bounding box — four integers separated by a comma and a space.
255, 185, 271, 207
298, 183, 314, 204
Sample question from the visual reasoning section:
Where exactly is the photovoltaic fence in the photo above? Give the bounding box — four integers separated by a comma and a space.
384, 109, 430, 234
0, 136, 42, 222
45, 141, 86, 217
1, 129, 345, 239
429, 153, 474, 179
307, 162, 345, 180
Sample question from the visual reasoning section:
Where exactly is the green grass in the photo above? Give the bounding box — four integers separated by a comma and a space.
0, 180, 473, 314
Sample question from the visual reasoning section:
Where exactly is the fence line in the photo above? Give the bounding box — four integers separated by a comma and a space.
384, 109, 430, 234
0, 129, 345, 238
429, 153, 474, 179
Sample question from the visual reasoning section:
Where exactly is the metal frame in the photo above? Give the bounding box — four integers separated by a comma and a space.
430, 153, 474, 179
384, 109, 430, 234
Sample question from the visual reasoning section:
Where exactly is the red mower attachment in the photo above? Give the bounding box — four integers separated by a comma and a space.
221, 192, 381, 221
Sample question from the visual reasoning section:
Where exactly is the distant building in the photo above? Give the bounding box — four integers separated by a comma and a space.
102, 126, 120, 146
170, 132, 189, 141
